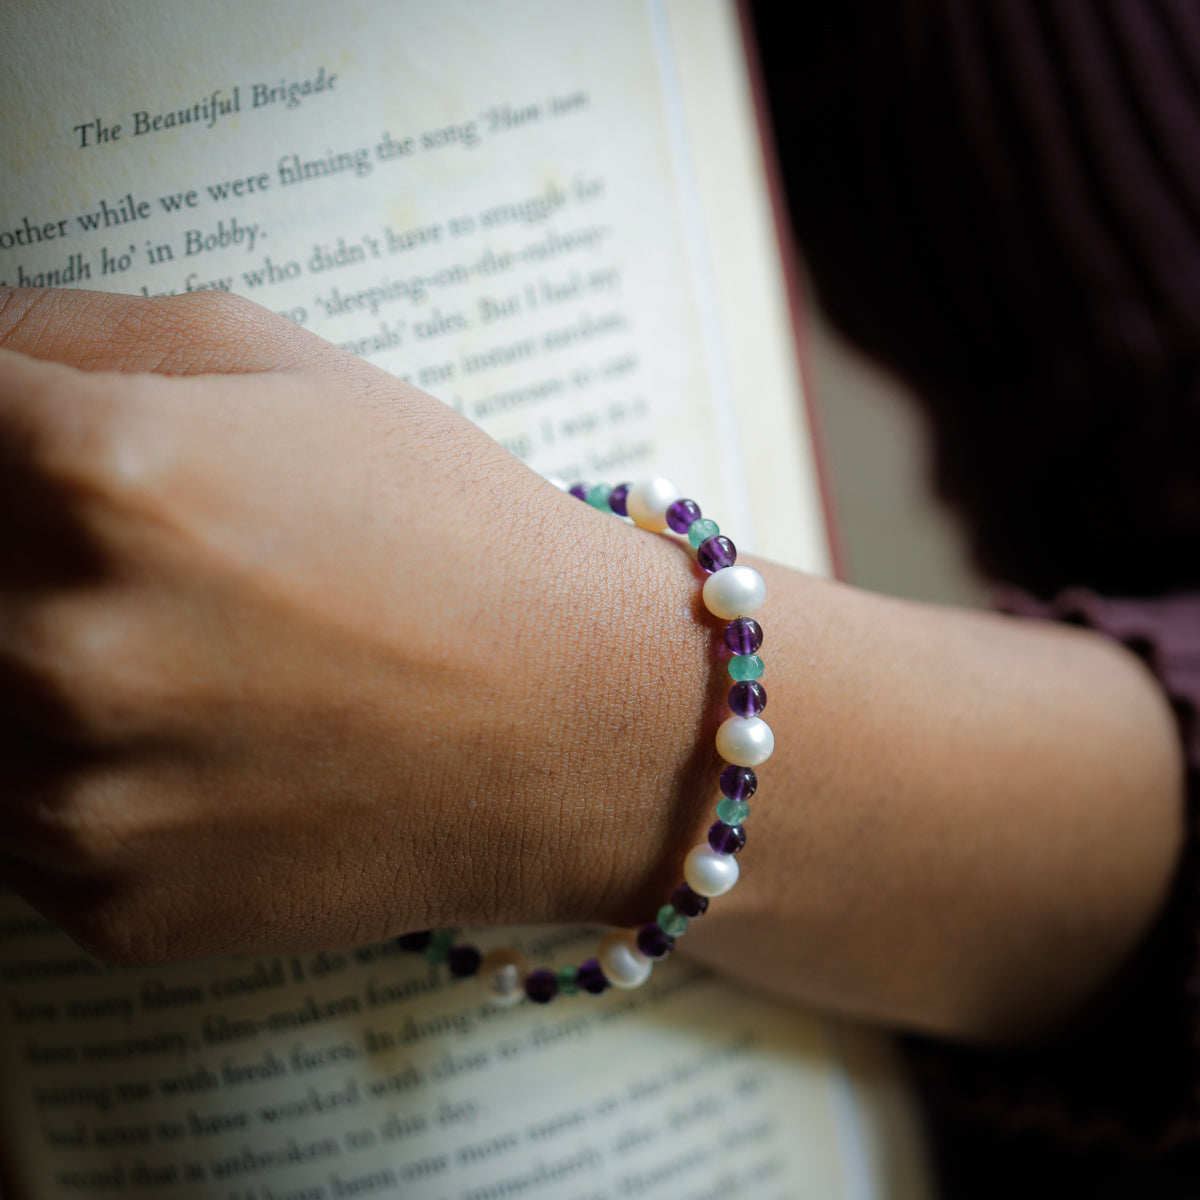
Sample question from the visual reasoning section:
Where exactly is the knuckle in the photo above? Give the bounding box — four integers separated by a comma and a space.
22, 773, 140, 874
25, 804, 112, 874
34, 376, 159, 506
8, 375, 157, 542
12, 602, 160, 744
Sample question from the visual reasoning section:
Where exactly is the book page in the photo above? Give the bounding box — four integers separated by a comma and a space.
0, 2, 929, 1196
1, 890, 933, 1200
2, 0, 828, 570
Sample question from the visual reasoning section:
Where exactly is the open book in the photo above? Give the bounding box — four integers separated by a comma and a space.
0, 2, 932, 1195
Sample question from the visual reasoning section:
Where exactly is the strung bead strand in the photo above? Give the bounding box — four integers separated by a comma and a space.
395, 477, 772, 1005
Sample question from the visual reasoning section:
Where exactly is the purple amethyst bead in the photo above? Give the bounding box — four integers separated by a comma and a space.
719, 764, 758, 801
671, 882, 709, 918
728, 680, 767, 717
666, 498, 702, 534
447, 944, 482, 978
697, 535, 737, 573
709, 821, 747, 855
609, 483, 631, 516
396, 930, 433, 952
576, 958, 610, 995
636, 923, 675, 960
724, 617, 764, 656
568, 483, 589, 501
524, 968, 559, 1004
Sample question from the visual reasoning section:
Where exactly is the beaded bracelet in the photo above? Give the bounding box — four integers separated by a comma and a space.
395, 477, 771, 1005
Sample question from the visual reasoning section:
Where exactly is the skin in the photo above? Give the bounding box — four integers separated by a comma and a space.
0, 286, 1185, 1042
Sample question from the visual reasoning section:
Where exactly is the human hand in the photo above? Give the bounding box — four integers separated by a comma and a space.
0, 288, 716, 963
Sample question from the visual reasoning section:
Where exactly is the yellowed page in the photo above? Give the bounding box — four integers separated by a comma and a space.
0, 2, 928, 1196
1, 0, 829, 569
0, 891, 869, 1199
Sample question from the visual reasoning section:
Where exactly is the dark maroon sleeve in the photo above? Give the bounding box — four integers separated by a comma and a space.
908, 591, 1200, 1169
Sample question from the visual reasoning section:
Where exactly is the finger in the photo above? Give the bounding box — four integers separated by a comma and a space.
0, 726, 92, 863
0, 639, 89, 740
0, 286, 352, 377
0, 340, 122, 442
0, 852, 126, 961
0, 727, 149, 912
0, 350, 118, 577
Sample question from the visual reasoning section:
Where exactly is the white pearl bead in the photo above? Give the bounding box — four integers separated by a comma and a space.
684, 844, 741, 897
598, 930, 653, 989
625, 477, 680, 532
703, 565, 766, 619
715, 715, 775, 767
478, 947, 527, 1007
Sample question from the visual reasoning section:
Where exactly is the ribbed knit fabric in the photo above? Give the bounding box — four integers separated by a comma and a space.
749, 2, 1200, 1193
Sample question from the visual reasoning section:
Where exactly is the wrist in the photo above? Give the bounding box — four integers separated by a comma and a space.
497, 486, 721, 927
396, 474, 780, 1004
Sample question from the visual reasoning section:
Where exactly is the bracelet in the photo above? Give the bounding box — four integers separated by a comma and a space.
395, 477, 770, 1004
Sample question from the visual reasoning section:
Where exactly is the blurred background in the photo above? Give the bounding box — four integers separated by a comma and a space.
806, 298, 985, 609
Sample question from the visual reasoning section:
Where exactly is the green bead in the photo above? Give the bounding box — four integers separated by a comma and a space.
425, 929, 456, 964
717, 797, 751, 825
687, 517, 720, 548
586, 483, 612, 510
556, 965, 579, 996
728, 654, 764, 681
658, 905, 689, 936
